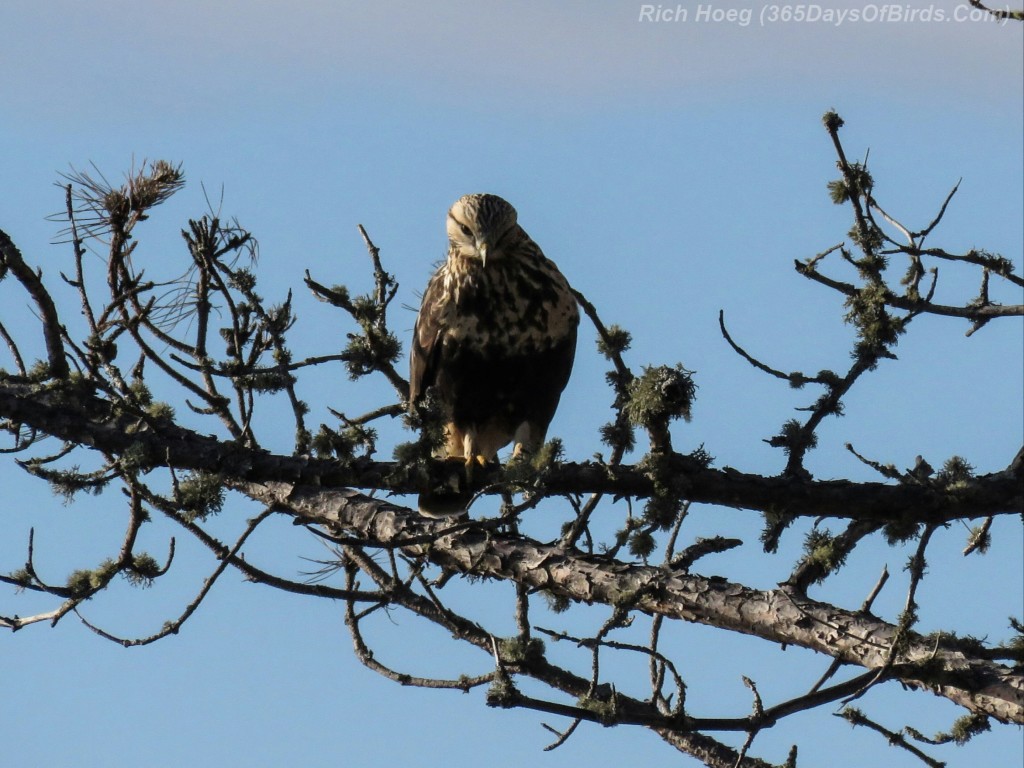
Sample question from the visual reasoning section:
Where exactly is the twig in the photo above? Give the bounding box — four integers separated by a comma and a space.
838, 708, 945, 767
967, 0, 1023, 22
541, 718, 583, 751
0, 229, 69, 377
76, 508, 275, 646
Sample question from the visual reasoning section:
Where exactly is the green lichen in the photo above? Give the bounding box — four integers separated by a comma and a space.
177, 470, 225, 522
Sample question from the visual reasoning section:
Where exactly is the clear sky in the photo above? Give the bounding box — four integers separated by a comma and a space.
1, 2, 1022, 767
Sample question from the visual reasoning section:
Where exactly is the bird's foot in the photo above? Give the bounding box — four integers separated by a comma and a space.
462, 454, 493, 483
418, 455, 492, 519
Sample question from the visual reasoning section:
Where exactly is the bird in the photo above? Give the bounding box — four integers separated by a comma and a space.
409, 193, 579, 516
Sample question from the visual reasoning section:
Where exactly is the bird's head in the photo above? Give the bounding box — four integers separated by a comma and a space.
446, 193, 519, 267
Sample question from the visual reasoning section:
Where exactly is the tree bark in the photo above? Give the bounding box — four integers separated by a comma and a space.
239, 480, 1024, 726
2, 380, 1019, 524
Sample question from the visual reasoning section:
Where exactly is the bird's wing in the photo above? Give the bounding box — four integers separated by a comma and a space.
409, 272, 445, 406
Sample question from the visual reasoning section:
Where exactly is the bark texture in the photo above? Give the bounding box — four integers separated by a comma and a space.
239, 480, 1024, 726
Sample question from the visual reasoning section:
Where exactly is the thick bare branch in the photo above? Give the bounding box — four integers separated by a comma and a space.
1, 379, 1018, 526
239, 480, 1024, 725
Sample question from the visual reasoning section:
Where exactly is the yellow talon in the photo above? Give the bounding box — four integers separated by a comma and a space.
463, 454, 490, 482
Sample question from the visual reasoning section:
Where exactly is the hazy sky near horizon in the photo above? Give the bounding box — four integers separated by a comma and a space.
4, 1, 1021, 115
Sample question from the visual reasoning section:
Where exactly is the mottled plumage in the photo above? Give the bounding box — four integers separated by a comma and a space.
410, 193, 578, 515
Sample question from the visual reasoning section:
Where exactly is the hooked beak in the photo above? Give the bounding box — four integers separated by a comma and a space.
477, 240, 489, 268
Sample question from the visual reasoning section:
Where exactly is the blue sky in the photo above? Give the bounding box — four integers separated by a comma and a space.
1, 2, 1022, 767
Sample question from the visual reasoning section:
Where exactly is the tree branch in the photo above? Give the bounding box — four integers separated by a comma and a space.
240, 480, 1024, 725
1, 380, 1019, 528
0, 229, 70, 378
795, 261, 1022, 325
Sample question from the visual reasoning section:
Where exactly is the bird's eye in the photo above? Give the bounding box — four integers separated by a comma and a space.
459, 223, 472, 237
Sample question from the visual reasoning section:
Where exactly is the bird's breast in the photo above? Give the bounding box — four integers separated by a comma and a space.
437, 258, 578, 357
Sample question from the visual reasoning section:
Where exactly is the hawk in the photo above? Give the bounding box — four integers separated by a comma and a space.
410, 193, 579, 516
